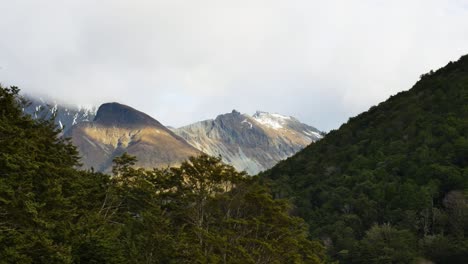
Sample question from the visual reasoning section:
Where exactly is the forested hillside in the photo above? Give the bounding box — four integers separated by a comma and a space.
0, 86, 325, 263
261, 55, 468, 263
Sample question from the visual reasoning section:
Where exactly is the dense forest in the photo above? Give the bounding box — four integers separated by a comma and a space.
1, 53, 467, 263
0, 86, 325, 263
261, 55, 468, 263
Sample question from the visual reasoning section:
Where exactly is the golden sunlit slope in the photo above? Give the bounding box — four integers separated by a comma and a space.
67, 102, 202, 172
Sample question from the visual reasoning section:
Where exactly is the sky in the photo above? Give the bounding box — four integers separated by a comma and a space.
1, 0, 468, 131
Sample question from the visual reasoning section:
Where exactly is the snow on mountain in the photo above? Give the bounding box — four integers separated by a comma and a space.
252, 111, 291, 130
22, 94, 324, 175
174, 110, 323, 175
22, 96, 97, 133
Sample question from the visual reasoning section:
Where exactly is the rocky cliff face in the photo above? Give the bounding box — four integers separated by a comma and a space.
65, 103, 201, 172
23, 95, 322, 174
174, 110, 323, 175
23, 96, 97, 133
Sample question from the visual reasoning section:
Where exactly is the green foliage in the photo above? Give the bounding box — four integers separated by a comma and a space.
353, 224, 418, 263
0, 85, 326, 263
0, 86, 83, 263
261, 55, 468, 263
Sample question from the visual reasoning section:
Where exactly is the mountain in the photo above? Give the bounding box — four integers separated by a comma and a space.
22, 96, 97, 133
22, 95, 322, 174
66, 102, 202, 172
261, 55, 468, 262
174, 110, 323, 174
0, 85, 327, 263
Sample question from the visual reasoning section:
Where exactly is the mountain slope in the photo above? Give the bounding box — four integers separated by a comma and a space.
174, 110, 322, 174
23, 96, 97, 133
0, 85, 327, 263
22, 96, 322, 173
261, 55, 468, 262
66, 102, 201, 172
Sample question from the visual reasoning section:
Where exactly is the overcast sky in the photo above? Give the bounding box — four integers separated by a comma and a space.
1, 0, 468, 131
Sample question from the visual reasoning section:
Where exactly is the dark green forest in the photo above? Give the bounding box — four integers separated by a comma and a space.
261, 55, 468, 263
1, 54, 467, 263
0, 86, 325, 263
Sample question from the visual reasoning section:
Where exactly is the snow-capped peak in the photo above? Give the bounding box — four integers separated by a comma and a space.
252, 111, 291, 130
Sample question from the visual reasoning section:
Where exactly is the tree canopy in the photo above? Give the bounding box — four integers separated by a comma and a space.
261, 55, 468, 263
0, 85, 325, 263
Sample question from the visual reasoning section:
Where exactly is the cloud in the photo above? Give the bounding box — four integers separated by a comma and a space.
1, 0, 467, 130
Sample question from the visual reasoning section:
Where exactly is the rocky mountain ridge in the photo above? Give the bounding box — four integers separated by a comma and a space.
23, 95, 322, 174
65, 102, 202, 172
23, 96, 97, 133
174, 110, 322, 174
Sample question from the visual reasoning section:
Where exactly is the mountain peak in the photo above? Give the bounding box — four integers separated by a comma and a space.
174, 109, 323, 175
94, 102, 163, 128
253, 111, 290, 119
252, 111, 292, 130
